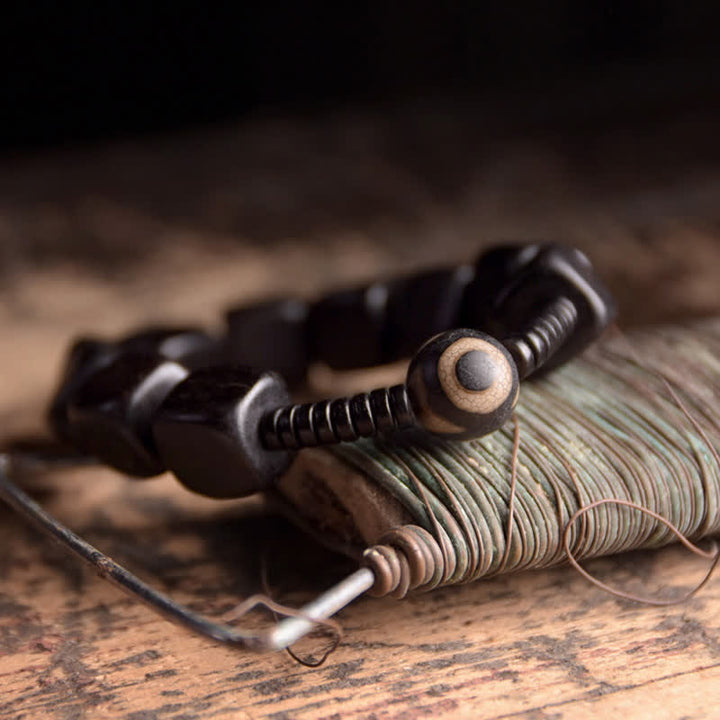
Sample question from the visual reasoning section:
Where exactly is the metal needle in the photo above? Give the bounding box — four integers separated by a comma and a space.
0, 453, 373, 653
263, 567, 375, 651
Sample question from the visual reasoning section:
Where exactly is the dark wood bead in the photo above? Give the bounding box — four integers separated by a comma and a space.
226, 298, 310, 386
48, 338, 117, 444
49, 328, 219, 446
276, 405, 297, 449
152, 367, 294, 498
291, 403, 317, 446
349, 393, 375, 437
491, 245, 615, 371
258, 382, 416, 450
66, 353, 189, 477
311, 400, 336, 444
406, 328, 519, 439
329, 398, 356, 441
461, 243, 542, 335
388, 384, 415, 427
384, 265, 474, 361
464, 244, 615, 372
368, 388, 396, 432
308, 282, 391, 369
120, 326, 221, 369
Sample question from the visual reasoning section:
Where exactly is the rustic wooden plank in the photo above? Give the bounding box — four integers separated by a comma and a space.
3, 495, 720, 720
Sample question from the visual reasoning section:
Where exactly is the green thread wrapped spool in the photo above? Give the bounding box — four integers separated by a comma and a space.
278, 320, 720, 598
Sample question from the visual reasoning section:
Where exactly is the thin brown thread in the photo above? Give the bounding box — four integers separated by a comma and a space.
606, 324, 720, 540
221, 556, 342, 667
534, 433, 591, 566
472, 325, 720, 604
386, 444, 456, 584
440, 441, 504, 577
222, 594, 341, 665
262, 553, 342, 667
563, 498, 720, 605
409, 444, 482, 580
497, 414, 521, 574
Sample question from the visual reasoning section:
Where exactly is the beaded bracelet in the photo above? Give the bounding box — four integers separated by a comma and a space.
49, 243, 615, 500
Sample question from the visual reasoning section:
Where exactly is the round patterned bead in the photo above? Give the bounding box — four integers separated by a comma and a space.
406, 329, 519, 439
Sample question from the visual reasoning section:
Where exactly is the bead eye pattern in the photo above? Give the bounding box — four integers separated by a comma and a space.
406, 329, 519, 439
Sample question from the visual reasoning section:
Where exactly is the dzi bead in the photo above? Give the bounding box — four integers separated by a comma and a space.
406, 328, 519, 439
226, 298, 310, 387
152, 367, 294, 498
259, 328, 520, 450
65, 353, 190, 477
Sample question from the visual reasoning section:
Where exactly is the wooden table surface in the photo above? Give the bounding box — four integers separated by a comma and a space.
1, 101, 720, 719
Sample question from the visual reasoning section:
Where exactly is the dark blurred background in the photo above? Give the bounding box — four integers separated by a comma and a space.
4, 1, 720, 149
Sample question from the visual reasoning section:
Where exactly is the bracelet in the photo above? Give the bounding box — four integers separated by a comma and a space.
48, 243, 615, 500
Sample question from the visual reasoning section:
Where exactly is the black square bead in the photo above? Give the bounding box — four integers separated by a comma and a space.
226, 298, 309, 386
152, 367, 294, 498
66, 353, 189, 477
308, 283, 391, 370
49, 327, 220, 447
461, 244, 541, 335
48, 338, 117, 444
383, 264, 474, 361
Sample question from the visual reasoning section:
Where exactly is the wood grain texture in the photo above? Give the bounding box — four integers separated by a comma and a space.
1, 103, 720, 719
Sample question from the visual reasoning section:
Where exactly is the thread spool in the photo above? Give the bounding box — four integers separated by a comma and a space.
277, 319, 720, 598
